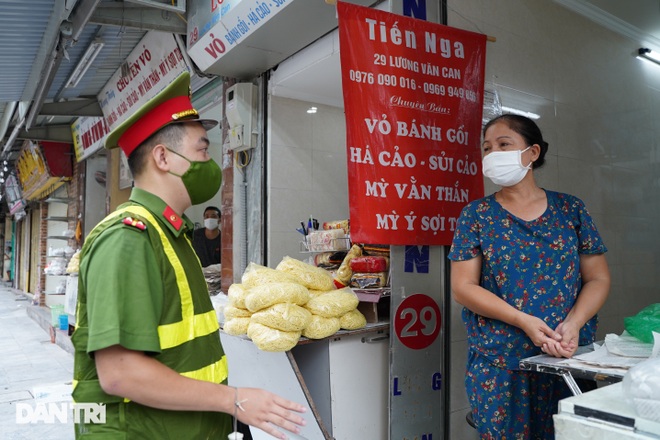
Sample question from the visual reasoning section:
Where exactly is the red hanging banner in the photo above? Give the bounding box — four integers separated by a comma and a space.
338, 2, 486, 245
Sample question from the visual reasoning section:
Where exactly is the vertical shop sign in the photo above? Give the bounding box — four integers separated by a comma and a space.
338, 2, 486, 245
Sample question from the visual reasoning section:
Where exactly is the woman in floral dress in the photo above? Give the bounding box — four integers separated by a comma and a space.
449, 114, 610, 439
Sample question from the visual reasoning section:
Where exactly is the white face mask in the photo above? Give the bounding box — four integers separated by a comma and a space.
204, 218, 219, 230
482, 147, 532, 187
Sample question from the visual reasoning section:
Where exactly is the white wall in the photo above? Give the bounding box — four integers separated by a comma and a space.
266, 96, 349, 266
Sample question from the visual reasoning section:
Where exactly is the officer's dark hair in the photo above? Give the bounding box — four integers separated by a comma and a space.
483, 114, 549, 169
127, 123, 188, 177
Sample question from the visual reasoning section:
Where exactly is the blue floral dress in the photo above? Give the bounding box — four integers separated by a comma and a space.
449, 190, 607, 439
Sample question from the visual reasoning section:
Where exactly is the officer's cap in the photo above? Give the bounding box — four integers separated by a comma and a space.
104, 71, 218, 157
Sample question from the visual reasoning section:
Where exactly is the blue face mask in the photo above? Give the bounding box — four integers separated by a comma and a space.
167, 149, 222, 205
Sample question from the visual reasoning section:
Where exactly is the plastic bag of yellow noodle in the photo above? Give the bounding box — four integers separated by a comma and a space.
244, 282, 310, 312
276, 256, 334, 291
227, 283, 250, 309
339, 309, 367, 330
247, 322, 301, 352
304, 288, 359, 318
302, 315, 341, 339
241, 262, 304, 287
223, 305, 252, 320
251, 303, 312, 332
308, 289, 332, 298
223, 317, 251, 336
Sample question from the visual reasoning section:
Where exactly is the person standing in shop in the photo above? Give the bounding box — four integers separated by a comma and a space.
192, 206, 221, 267
448, 114, 610, 439
71, 71, 306, 440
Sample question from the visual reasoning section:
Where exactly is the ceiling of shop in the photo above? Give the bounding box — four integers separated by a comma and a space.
271, 0, 660, 108
1, 0, 659, 161
558, 0, 660, 48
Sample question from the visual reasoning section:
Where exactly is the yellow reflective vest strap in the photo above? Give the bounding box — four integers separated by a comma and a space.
180, 355, 228, 383
110, 206, 221, 349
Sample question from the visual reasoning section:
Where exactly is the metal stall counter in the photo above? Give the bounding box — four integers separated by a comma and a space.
220, 322, 390, 440
519, 344, 627, 395
521, 332, 655, 395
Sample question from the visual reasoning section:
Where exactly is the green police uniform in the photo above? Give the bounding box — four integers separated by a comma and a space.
72, 188, 231, 439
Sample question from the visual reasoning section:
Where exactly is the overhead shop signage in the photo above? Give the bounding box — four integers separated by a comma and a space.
71, 117, 109, 162
187, 0, 291, 74
4, 173, 25, 216
338, 2, 486, 246
15, 141, 72, 201
98, 31, 190, 131
186, 0, 374, 79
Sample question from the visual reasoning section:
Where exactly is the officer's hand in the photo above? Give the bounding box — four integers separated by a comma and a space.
234, 387, 306, 439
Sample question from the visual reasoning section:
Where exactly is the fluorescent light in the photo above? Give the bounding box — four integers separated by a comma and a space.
65, 39, 105, 88
637, 48, 660, 66
501, 106, 540, 120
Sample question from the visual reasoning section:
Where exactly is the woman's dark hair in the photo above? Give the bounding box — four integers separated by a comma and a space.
483, 114, 549, 169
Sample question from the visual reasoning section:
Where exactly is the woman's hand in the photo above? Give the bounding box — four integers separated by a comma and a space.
542, 321, 579, 358
517, 314, 562, 348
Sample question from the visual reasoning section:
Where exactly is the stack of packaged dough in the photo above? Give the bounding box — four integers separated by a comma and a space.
223, 259, 366, 352
303, 288, 365, 338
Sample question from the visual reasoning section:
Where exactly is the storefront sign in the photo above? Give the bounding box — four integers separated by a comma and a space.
187, 0, 292, 72
98, 31, 189, 131
338, 2, 486, 245
187, 0, 374, 78
15, 141, 72, 201
5, 173, 25, 216
71, 117, 109, 162
187, 0, 243, 48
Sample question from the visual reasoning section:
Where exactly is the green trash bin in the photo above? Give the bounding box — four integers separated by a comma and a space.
50, 304, 65, 327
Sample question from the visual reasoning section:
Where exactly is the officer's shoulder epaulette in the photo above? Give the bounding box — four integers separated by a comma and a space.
121, 216, 147, 231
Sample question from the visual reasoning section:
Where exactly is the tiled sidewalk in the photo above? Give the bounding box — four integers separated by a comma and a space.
0, 286, 74, 440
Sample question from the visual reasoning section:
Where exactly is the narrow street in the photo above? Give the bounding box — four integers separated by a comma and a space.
0, 286, 74, 440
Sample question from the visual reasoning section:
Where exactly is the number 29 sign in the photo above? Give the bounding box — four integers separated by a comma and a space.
394, 294, 441, 350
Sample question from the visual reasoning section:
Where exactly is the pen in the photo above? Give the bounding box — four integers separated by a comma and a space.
300, 221, 308, 235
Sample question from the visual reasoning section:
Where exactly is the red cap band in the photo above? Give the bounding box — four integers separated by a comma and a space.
117, 95, 197, 157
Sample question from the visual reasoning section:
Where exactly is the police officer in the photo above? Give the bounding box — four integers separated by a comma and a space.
72, 72, 306, 439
